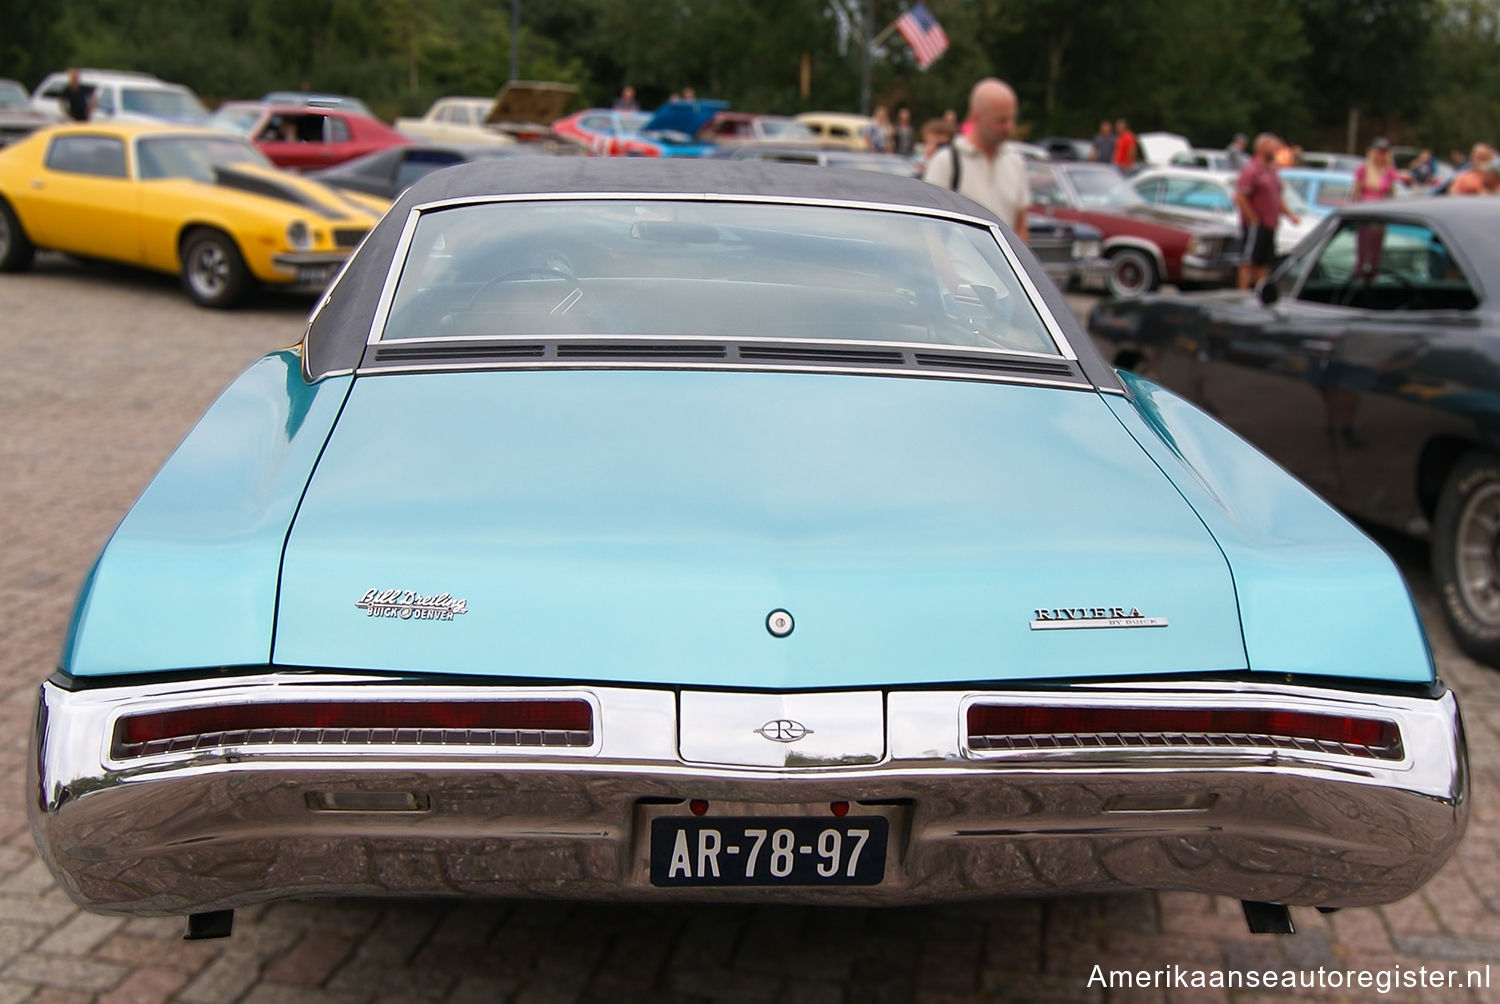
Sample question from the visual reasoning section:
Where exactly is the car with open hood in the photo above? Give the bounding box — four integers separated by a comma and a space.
553, 99, 725, 157
28, 160, 1465, 940
0, 121, 388, 306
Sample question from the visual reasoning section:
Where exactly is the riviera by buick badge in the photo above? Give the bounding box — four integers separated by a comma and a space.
356, 588, 468, 621
754, 719, 813, 743
1029, 606, 1167, 630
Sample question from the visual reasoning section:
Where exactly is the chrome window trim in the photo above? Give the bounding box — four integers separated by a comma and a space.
360, 193, 1083, 363
355, 360, 1093, 392
361, 331, 1071, 361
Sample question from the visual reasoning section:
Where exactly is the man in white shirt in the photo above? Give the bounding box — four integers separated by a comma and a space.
920, 78, 1029, 242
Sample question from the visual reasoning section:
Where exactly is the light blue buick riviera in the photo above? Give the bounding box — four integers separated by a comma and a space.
29, 160, 1466, 940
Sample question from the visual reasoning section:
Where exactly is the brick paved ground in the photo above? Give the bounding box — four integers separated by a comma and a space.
1, 260, 1497, 1002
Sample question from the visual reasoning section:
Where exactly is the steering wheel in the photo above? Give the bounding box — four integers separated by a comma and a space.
1336, 266, 1414, 308
480, 264, 577, 288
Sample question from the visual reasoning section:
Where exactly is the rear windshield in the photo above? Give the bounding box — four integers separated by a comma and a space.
378, 199, 1061, 355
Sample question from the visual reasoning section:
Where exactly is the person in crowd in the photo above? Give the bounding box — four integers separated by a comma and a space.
867, 105, 893, 153
59, 68, 95, 122
920, 78, 1029, 242
1354, 137, 1398, 201
1090, 120, 1115, 163
1448, 143, 1497, 195
918, 117, 955, 169
613, 86, 638, 111
681, 86, 697, 102
1274, 140, 1296, 167
1225, 132, 1249, 169
893, 107, 915, 157
1234, 133, 1299, 291
1112, 118, 1137, 169
1409, 148, 1436, 187
1352, 138, 1397, 277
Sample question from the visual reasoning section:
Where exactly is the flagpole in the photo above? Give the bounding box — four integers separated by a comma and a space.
860, 0, 873, 116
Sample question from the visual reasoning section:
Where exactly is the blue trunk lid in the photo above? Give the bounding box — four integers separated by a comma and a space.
274, 369, 1246, 687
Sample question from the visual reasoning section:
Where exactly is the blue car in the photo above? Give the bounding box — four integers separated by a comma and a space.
29, 161, 1466, 938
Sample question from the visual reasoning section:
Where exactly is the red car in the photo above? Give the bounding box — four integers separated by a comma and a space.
1025, 160, 1241, 298
552, 101, 725, 158
209, 102, 410, 170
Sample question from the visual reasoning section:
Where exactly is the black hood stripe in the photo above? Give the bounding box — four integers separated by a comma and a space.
212, 165, 349, 220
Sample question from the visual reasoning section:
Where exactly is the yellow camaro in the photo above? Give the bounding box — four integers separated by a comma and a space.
0, 121, 388, 307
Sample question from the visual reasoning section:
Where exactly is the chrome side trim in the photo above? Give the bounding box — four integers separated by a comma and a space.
363, 205, 423, 347
988, 223, 1078, 360
367, 332, 1071, 360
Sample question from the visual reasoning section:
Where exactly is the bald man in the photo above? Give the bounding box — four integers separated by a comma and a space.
921, 78, 1029, 242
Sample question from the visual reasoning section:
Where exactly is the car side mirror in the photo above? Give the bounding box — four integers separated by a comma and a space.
1258, 282, 1279, 306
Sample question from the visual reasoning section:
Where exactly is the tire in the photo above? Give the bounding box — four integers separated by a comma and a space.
1432, 450, 1500, 667
0, 198, 35, 272
179, 228, 250, 308
1106, 247, 1158, 299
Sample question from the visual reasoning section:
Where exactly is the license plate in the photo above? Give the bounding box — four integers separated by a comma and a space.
650, 816, 887, 886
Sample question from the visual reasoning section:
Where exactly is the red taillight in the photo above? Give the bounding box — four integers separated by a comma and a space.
966, 704, 1400, 759
115, 699, 592, 756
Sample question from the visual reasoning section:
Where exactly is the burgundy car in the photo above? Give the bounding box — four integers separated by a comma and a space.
210, 102, 410, 170
1027, 161, 1240, 298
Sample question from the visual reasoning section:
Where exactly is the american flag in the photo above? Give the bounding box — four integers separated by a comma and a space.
895, 3, 949, 70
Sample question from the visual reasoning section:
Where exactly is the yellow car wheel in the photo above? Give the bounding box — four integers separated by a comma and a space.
180, 228, 250, 309
0, 198, 35, 273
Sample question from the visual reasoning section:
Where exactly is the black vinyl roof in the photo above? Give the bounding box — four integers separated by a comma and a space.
302, 157, 1120, 390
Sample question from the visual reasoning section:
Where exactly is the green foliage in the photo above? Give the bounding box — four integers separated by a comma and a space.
9, 0, 1495, 153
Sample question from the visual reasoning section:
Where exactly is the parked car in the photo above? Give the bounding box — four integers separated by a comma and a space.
699, 111, 817, 145
309, 142, 577, 200
1136, 131, 1190, 166
716, 144, 1108, 292
0, 122, 387, 307
209, 102, 411, 170
554, 100, 724, 157
1298, 150, 1364, 173
395, 96, 513, 146
30, 69, 209, 125
1279, 168, 1414, 219
27, 160, 1465, 935
1168, 148, 1241, 172
396, 83, 578, 149
0, 78, 60, 147
1088, 198, 1500, 664
261, 91, 375, 119
1026, 160, 1241, 297
793, 111, 873, 151
1130, 166, 1318, 257
1035, 136, 1093, 161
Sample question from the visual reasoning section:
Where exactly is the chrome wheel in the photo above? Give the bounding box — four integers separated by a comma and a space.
1106, 248, 1157, 299
1455, 482, 1500, 628
187, 242, 230, 300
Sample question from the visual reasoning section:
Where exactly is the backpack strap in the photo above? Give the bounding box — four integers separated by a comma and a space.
942, 141, 961, 191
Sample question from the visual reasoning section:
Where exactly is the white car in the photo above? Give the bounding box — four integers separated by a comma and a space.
1130, 166, 1318, 257
29, 69, 208, 126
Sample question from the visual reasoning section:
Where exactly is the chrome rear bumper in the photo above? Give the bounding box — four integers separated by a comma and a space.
29, 674, 1467, 915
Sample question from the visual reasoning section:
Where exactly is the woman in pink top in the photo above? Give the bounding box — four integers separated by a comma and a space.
1354, 137, 1396, 276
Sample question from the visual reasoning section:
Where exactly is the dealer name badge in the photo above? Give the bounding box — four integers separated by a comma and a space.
1030, 606, 1167, 630
357, 588, 468, 621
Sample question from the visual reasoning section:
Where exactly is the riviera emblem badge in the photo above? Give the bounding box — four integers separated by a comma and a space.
356, 589, 469, 621
1029, 606, 1168, 630
754, 719, 814, 743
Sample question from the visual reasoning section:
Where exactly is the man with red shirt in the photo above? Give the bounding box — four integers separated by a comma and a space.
1112, 118, 1136, 169
1234, 134, 1300, 290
